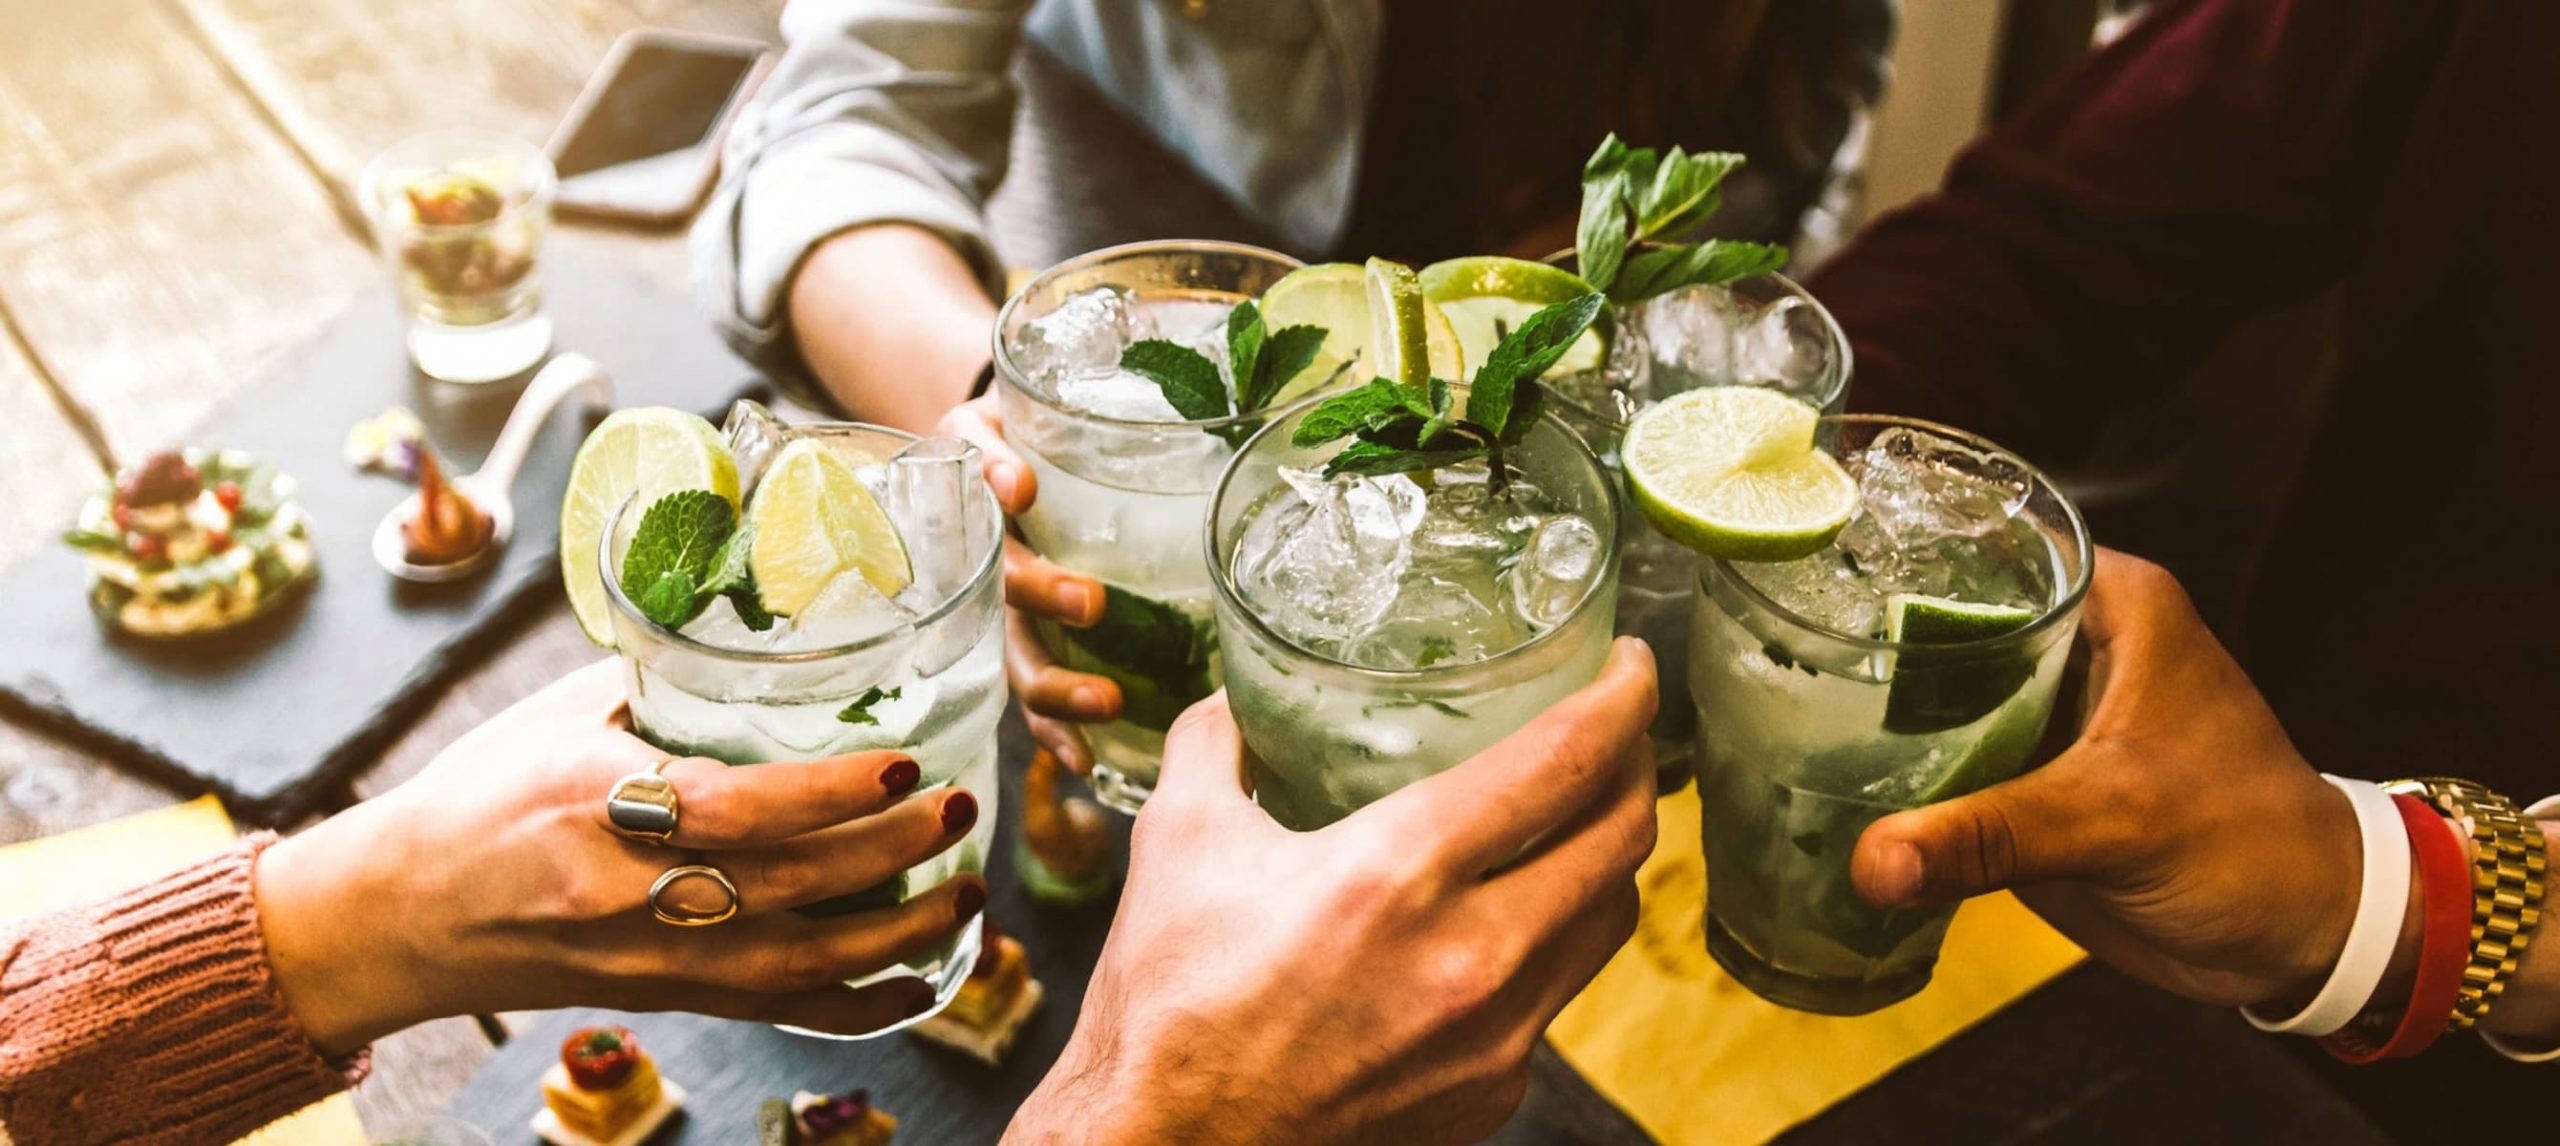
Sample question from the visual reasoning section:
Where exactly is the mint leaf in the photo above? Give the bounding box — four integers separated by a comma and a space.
1578, 135, 1635, 291
1417, 377, 1457, 445
1250, 324, 1329, 411
620, 490, 734, 626
637, 569, 702, 628
835, 685, 903, 726
1501, 380, 1547, 448
1120, 339, 1230, 421
1294, 379, 1431, 447
1470, 294, 1604, 440
1612, 240, 1789, 303
700, 521, 776, 631
1322, 441, 1487, 480
1225, 301, 1267, 408
1632, 148, 1744, 240
1415, 634, 1456, 668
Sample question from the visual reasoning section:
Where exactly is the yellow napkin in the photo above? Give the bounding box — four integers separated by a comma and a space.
1547, 784, 2085, 1145
0, 796, 367, 1145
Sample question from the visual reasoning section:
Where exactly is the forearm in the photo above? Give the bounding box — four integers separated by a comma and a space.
0, 835, 364, 1143
787, 223, 996, 433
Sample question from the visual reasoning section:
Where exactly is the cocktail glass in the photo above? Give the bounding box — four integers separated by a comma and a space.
1550, 271, 1852, 792
599, 418, 1005, 1038
1689, 414, 2089, 1014
1207, 383, 1622, 831
361, 130, 555, 384
995, 240, 1305, 813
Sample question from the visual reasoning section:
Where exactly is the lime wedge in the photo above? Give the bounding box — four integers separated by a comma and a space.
1365, 258, 1432, 389
1622, 387, 1857, 561
1420, 256, 1608, 377
1260, 263, 1464, 405
560, 408, 740, 647
1885, 595, 2039, 644
747, 439, 911, 615
1882, 593, 2044, 736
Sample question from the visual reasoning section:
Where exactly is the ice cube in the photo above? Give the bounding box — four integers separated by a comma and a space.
1735, 294, 1840, 404
722, 399, 791, 492
1412, 464, 1543, 557
1236, 469, 1426, 644
769, 571, 915, 653
1855, 426, 2033, 545
1345, 573, 1509, 670
1633, 282, 1747, 394
1055, 369, 1186, 422
680, 593, 780, 653
1008, 285, 1140, 384
1737, 549, 1887, 639
1502, 513, 1605, 629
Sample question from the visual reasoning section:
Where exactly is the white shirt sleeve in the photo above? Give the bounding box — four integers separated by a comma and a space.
692, 0, 1033, 378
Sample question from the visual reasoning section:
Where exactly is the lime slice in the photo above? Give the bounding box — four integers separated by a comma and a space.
560, 408, 740, 647
1365, 258, 1432, 389
1420, 256, 1608, 377
1622, 387, 1857, 561
1882, 593, 2044, 736
1260, 263, 1464, 405
747, 439, 911, 615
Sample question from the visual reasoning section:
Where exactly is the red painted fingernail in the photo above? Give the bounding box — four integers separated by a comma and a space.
941, 790, 978, 834
952, 878, 986, 920
880, 758, 920, 796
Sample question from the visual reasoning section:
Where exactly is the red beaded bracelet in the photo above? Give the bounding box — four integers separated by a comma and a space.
2323, 795, 2472, 1062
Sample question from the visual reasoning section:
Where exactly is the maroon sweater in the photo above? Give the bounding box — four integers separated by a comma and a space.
1810, 0, 2559, 799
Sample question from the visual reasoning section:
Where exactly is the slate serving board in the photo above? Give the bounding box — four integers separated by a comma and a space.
0, 253, 756, 823
444, 716, 1636, 1146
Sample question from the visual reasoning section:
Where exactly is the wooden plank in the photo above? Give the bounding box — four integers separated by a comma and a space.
0, 0, 375, 457
0, 721, 182, 848
0, 332, 109, 570
351, 1017, 505, 1136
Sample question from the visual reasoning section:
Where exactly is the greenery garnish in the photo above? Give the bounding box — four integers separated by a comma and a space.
1119, 300, 1329, 445
835, 685, 903, 725
1293, 293, 1604, 497
618, 490, 777, 631
1577, 134, 1789, 303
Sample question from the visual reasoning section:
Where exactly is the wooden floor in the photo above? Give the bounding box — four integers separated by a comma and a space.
0, 0, 783, 1131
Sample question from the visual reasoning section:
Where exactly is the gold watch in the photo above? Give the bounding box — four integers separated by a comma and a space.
2383, 777, 2549, 1030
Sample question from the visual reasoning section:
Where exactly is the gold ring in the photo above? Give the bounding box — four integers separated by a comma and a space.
605, 757, 681, 844
648, 863, 740, 926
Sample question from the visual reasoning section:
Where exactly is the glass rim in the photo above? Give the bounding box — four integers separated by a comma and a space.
360, 128, 558, 236
1544, 263, 1852, 429
1204, 381, 1623, 681
991, 238, 1308, 431
596, 432, 1003, 665
1706, 413, 2094, 657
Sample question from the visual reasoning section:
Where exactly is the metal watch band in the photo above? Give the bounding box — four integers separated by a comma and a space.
2383, 777, 2549, 1031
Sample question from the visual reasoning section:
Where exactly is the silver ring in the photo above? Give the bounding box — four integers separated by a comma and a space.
649, 863, 740, 926
605, 757, 681, 843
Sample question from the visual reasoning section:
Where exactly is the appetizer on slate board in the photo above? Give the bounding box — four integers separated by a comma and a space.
63, 449, 317, 639
536, 1025, 686, 1146
911, 918, 1045, 1065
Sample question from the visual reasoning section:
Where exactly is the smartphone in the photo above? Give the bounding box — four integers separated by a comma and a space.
547, 29, 773, 224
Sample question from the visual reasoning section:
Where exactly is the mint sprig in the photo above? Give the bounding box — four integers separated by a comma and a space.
1577, 134, 1788, 303
836, 685, 902, 725
1293, 294, 1601, 497
619, 490, 735, 629
1118, 300, 1330, 445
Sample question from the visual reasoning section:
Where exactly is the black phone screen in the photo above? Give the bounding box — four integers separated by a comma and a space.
554, 42, 758, 182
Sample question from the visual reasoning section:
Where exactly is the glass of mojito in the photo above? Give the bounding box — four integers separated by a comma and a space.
1671, 413, 2091, 1014
1207, 378, 1621, 831
361, 130, 556, 384
992, 241, 1312, 812
569, 402, 1006, 1038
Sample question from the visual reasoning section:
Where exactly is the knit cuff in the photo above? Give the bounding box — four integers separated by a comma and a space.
0, 831, 368, 1144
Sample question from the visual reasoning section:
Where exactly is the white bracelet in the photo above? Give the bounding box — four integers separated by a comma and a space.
2482, 793, 2560, 1063
2242, 775, 2412, 1036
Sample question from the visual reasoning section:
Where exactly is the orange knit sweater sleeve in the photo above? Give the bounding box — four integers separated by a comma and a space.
0, 832, 368, 1144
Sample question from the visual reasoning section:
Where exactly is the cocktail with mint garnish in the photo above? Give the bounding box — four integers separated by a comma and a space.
560, 402, 1005, 1037
994, 242, 1458, 812
1208, 296, 1620, 830
1622, 390, 2090, 1014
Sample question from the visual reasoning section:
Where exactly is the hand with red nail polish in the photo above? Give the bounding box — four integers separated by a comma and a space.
937, 395, 1119, 776
1845, 551, 2364, 1010
257, 660, 986, 1054
1009, 640, 1660, 1146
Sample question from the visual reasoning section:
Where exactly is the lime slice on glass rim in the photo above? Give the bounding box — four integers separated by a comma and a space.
1622, 386, 1858, 561
1420, 256, 1610, 378
747, 439, 912, 616
560, 407, 740, 648
1258, 261, 1464, 404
